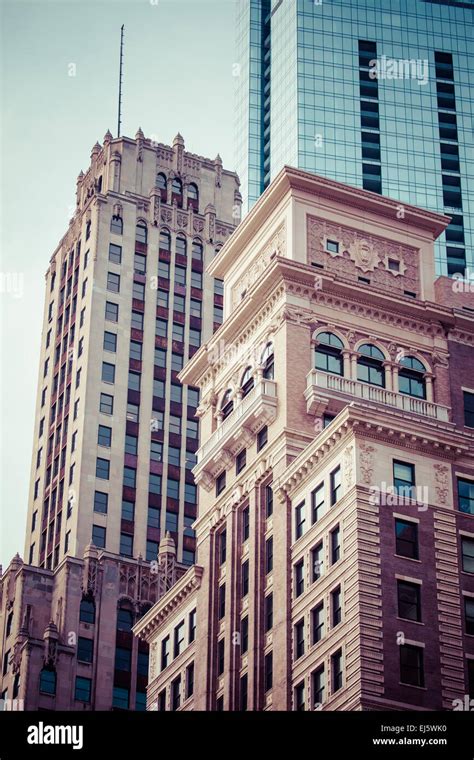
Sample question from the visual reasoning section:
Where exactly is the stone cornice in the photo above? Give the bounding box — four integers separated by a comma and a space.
133, 566, 204, 642
275, 404, 472, 503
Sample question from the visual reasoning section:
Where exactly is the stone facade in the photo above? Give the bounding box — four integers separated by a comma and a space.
134, 167, 474, 711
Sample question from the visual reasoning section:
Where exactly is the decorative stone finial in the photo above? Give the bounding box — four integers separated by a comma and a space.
103, 129, 113, 143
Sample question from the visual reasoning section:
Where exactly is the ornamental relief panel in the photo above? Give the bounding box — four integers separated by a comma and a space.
231, 222, 287, 307
307, 215, 420, 296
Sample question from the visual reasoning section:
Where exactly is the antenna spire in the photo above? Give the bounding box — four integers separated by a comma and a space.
117, 24, 124, 137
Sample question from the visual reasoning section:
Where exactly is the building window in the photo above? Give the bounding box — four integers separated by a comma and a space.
149, 473, 162, 495
105, 301, 119, 322
134, 252, 146, 275
331, 649, 343, 692
218, 584, 226, 620
39, 668, 56, 695
462, 538, 474, 574
158, 260, 170, 279
241, 560, 249, 598
189, 328, 201, 347
395, 518, 419, 560
120, 533, 133, 557
220, 389, 233, 420
464, 597, 474, 636
315, 332, 344, 376
186, 662, 194, 699
331, 586, 342, 627
266, 536, 273, 574
103, 331, 117, 353
464, 392, 474, 428
130, 340, 142, 362
173, 621, 185, 657
167, 479, 180, 501
92, 524, 106, 548
107, 272, 120, 293
393, 460, 415, 499
265, 593, 273, 632
127, 403, 139, 422
74, 676, 92, 703
218, 639, 225, 676
175, 266, 186, 286
294, 682, 305, 711
128, 372, 140, 392
101, 361, 115, 384
398, 357, 426, 399
189, 609, 196, 642
135, 221, 147, 244
397, 580, 422, 622
264, 651, 273, 692
112, 686, 129, 710
216, 471, 226, 496
79, 597, 95, 624
236, 448, 246, 474
295, 620, 305, 660
357, 344, 385, 387
93, 490, 108, 514
312, 602, 325, 644
110, 215, 123, 235
96, 457, 110, 479
240, 506, 249, 542
131, 310, 144, 331
240, 674, 248, 711
261, 343, 274, 379
190, 298, 201, 318
77, 637, 93, 664
171, 353, 183, 372
99, 393, 114, 415
146, 540, 159, 562
257, 426, 268, 451
330, 526, 340, 564
295, 560, 304, 598
295, 501, 306, 539
192, 238, 203, 261
157, 689, 166, 712
311, 542, 324, 582
122, 500, 135, 521
108, 243, 122, 264
158, 637, 170, 672
265, 485, 273, 517
400, 644, 424, 687
311, 483, 325, 523
219, 529, 226, 565
458, 478, 474, 515
312, 665, 325, 707
330, 466, 341, 505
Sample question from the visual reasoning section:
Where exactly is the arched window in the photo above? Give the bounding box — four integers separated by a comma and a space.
39, 667, 56, 695
315, 332, 344, 376
399, 356, 426, 399
79, 597, 95, 624
135, 222, 147, 245
116, 605, 134, 632
192, 238, 203, 261
261, 343, 274, 380
156, 173, 166, 191
187, 183, 199, 211
176, 234, 187, 257
159, 229, 170, 252
241, 367, 254, 397
171, 178, 183, 208
221, 389, 234, 420
357, 344, 385, 387
110, 215, 123, 235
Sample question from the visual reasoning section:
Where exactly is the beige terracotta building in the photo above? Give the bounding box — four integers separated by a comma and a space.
135, 166, 474, 711
0, 130, 240, 710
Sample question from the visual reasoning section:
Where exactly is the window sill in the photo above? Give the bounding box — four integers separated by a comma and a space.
394, 554, 422, 563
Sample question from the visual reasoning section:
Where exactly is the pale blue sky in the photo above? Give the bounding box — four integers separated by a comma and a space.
0, 0, 238, 568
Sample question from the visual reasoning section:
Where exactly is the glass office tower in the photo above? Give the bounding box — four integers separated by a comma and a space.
235, 0, 473, 276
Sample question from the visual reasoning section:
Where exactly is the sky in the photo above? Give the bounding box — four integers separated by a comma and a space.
0, 0, 238, 568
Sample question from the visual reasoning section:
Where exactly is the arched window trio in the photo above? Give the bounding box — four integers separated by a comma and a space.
217, 343, 274, 424
156, 173, 199, 211
314, 331, 432, 401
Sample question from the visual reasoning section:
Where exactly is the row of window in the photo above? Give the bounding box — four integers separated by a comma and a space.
160, 609, 196, 672
156, 661, 195, 711
219, 345, 274, 420
216, 427, 268, 497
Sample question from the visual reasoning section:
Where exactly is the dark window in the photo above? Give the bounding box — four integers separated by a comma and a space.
295, 620, 305, 659
103, 331, 117, 352
218, 639, 225, 676
218, 584, 226, 620
75, 676, 92, 703
94, 491, 108, 514
330, 466, 341, 505
102, 362, 115, 384
96, 457, 110, 479
462, 538, 474, 574
219, 529, 226, 565
146, 540, 159, 562
122, 500, 135, 521
80, 598, 95, 624
109, 243, 122, 264
311, 542, 324, 582
39, 668, 56, 695
395, 519, 419, 560
311, 483, 325, 523
357, 344, 385, 387
331, 649, 343, 692
397, 580, 421, 622
330, 526, 340, 564
294, 682, 305, 711
242, 507, 250, 541
240, 674, 248, 711
128, 372, 140, 392
221, 389, 233, 420
464, 597, 474, 636
112, 686, 129, 710
315, 332, 344, 376
459, 478, 474, 515
216, 471, 226, 496
105, 301, 119, 322
265, 485, 273, 517
398, 357, 426, 399
130, 341, 142, 361
295, 559, 304, 598
99, 393, 113, 415
120, 533, 133, 557
161, 636, 170, 670
257, 426, 268, 451
186, 662, 194, 699
266, 536, 273, 574
98, 425, 112, 447
400, 644, 424, 687
110, 215, 123, 235
107, 272, 120, 293
170, 676, 181, 711
189, 609, 196, 642
136, 222, 147, 244
312, 602, 325, 643
464, 392, 474, 428
92, 524, 106, 548
295, 501, 306, 539
77, 637, 93, 663
117, 607, 133, 632
312, 665, 325, 706
264, 651, 273, 691
331, 586, 342, 627
241, 560, 249, 597
173, 621, 185, 657
236, 448, 247, 474
393, 460, 415, 498
265, 593, 273, 632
